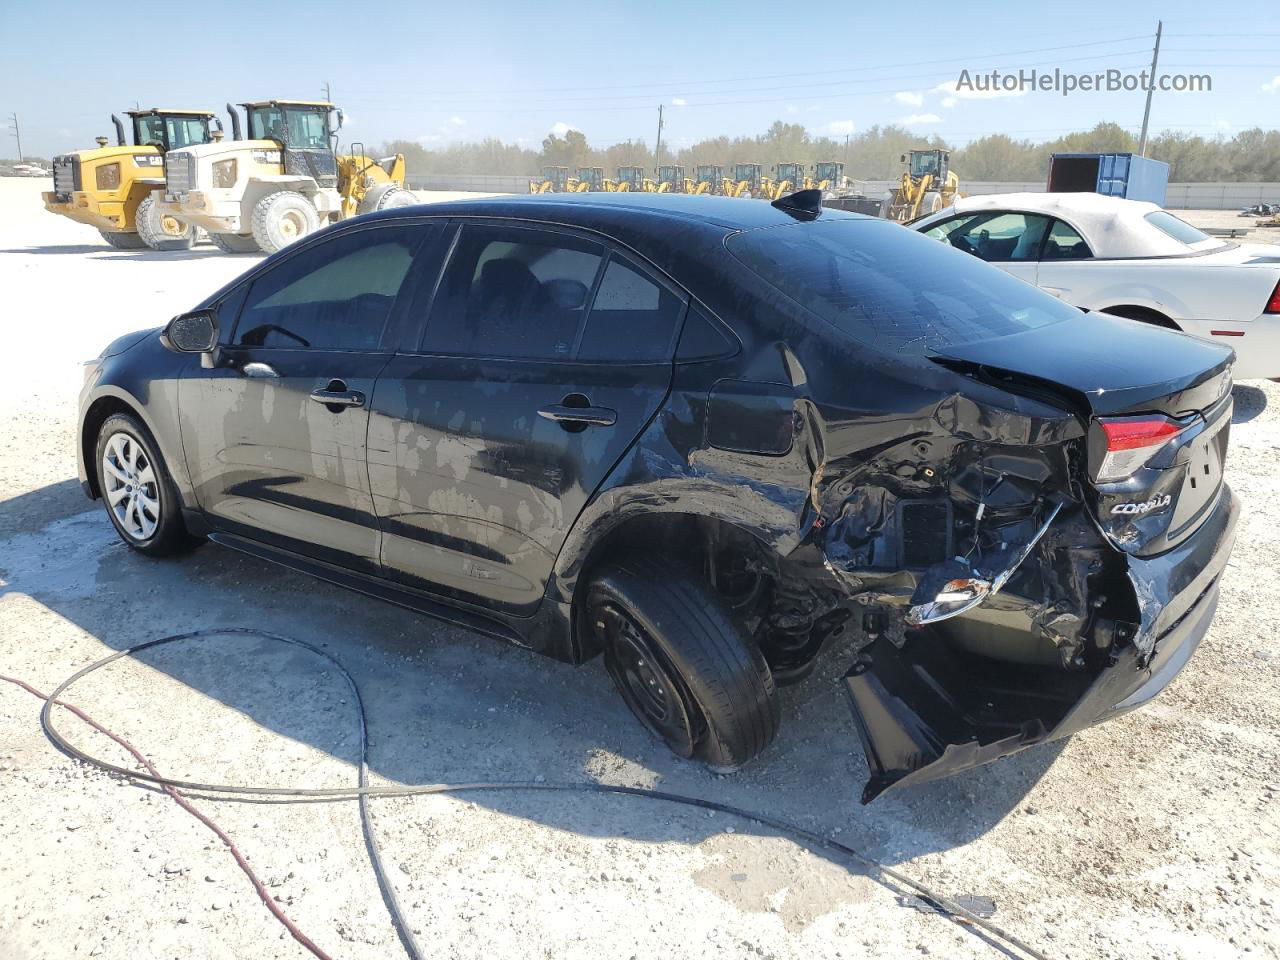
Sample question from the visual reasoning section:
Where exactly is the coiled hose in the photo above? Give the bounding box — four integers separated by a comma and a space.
12, 627, 1050, 960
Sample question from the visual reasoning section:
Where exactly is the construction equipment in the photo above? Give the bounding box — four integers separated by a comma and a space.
42, 108, 219, 250
725, 163, 764, 198
568, 167, 605, 192
656, 165, 692, 193
612, 166, 646, 192
885, 149, 959, 223
530, 165, 570, 193
154, 100, 415, 254
692, 165, 724, 195
760, 162, 805, 201
808, 161, 852, 196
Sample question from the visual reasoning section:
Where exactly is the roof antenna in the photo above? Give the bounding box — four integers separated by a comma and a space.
772, 188, 823, 220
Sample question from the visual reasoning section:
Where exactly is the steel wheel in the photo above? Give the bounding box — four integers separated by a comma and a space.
278, 209, 305, 241
597, 603, 700, 758
101, 431, 160, 542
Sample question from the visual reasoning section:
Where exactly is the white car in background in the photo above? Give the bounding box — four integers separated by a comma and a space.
913, 193, 1280, 380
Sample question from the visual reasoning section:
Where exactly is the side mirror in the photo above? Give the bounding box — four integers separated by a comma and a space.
334, 108, 345, 131
162, 309, 218, 354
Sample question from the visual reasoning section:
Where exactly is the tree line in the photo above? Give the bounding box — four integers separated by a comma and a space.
381, 121, 1280, 183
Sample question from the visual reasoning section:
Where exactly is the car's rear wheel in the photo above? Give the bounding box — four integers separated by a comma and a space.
94, 413, 193, 556
585, 557, 780, 770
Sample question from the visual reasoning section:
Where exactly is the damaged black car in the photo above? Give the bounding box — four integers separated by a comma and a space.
78, 190, 1239, 802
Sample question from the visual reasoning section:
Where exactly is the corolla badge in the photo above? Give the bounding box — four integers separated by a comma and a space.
1112, 494, 1173, 516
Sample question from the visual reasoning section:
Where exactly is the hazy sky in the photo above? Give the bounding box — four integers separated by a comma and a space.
2, 0, 1277, 158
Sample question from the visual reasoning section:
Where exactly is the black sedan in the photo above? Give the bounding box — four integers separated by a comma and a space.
78, 190, 1239, 802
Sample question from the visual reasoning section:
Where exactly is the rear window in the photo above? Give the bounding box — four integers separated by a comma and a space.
727, 219, 1078, 354
1144, 211, 1213, 246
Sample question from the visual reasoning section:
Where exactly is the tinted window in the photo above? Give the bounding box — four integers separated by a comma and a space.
1144, 211, 1213, 246
728, 219, 1078, 355
577, 257, 683, 361
233, 226, 423, 350
423, 224, 604, 359
1043, 219, 1092, 259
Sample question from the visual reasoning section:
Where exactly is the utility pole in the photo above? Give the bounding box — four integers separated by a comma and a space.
654, 104, 664, 170
1137, 20, 1162, 157
322, 81, 332, 102
844, 133, 850, 169
7, 113, 21, 163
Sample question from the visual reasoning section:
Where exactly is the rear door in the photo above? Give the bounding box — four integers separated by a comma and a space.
181, 222, 435, 574
367, 220, 687, 615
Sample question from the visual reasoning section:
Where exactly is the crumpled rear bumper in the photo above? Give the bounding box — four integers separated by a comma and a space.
844, 484, 1239, 803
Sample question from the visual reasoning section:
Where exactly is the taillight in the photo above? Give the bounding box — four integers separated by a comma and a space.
1095, 416, 1185, 482
1265, 278, 1280, 314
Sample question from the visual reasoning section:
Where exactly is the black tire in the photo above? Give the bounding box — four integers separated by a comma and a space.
135, 193, 195, 251
251, 191, 320, 254
99, 230, 147, 250
585, 557, 780, 770
93, 413, 194, 557
207, 231, 261, 254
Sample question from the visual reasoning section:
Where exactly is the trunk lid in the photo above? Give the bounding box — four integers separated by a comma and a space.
929, 310, 1234, 555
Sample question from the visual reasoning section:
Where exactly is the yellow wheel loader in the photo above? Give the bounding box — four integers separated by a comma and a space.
760, 162, 805, 201
656, 165, 690, 193
725, 163, 763, 198
808, 160, 852, 196
154, 100, 415, 254
692, 164, 724, 195
885, 149, 959, 223
42, 108, 219, 251
567, 167, 605, 192
612, 166, 646, 192
530, 165, 570, 193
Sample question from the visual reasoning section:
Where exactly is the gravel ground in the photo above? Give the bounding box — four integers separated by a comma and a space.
1, 178, 1278, 960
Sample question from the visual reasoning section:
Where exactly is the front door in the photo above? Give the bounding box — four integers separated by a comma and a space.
367, 222, 687, 614
181, 222, 432, 573
922, 210, 1049, 288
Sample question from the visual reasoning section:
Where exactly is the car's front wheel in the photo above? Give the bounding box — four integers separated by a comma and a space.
585, 557, 780, 770
94, 413, 194, 556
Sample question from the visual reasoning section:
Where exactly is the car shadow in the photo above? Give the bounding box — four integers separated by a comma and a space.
1, 478, 1059, 891
0, 244, 260, 261
1231, 383, 1267, 424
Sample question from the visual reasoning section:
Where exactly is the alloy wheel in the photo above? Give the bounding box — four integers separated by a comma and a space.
101, 432, 160, 541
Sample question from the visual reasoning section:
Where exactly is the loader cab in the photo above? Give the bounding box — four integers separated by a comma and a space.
775, 162, 805, 185
695, 164, 724, 184
127, 109, 218, 152
657, 165, 685, 191
574, 166, 605, 191
906, 150, 949, 182
814, 161, 844, 183
734, 163, 764, 191
616, 165, 645, 191
242, 99, 341, 185
540, 166, 571, 191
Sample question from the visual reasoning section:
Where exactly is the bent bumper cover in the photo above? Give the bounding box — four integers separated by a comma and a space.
845, 485, 1240, 803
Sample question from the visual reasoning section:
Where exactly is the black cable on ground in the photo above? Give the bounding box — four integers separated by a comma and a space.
22, 627, 1051, 960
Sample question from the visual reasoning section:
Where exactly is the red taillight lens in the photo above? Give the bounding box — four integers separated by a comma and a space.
1096, 416, 1185, 482
1265, 279, 1280, 315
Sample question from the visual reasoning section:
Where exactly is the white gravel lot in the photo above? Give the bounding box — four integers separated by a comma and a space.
1, 177, 1278, 960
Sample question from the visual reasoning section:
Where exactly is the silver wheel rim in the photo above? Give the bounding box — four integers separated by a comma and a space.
102, 432, 160, 541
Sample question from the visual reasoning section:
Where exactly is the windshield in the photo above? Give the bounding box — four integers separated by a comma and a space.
909, 152, 941, 177
1144, 210, 1215, 247
247, 106, 330, 149
134, 115, 211, 151
727, 219, 1078, 355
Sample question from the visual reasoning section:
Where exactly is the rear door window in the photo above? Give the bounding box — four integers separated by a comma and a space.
577, 257, 684, 361
423, 223, 605, 359
1042, 219, 1093, 260
728, 218, 1079, 355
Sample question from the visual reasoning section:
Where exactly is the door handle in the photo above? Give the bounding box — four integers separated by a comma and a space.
310, 379, 365, 409
537, 404, 616, 427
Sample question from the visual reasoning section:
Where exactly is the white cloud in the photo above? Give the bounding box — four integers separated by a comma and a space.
550, 121, 577, 136
1262, 75, 1280, 92
933, 79, 1024, 101
893, 91, 924, 107
899, 113, 942, 125
449, 115, 466, 127
941, 96, 958, 109
672, 97, 687, 106
416, 133, 441, 143
826, 119, 856, 136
